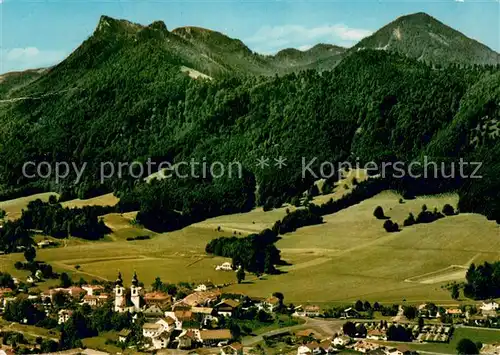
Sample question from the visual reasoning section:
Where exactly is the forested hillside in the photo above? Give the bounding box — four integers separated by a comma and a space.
352, 12, 499, 66
0, 13, 499, 232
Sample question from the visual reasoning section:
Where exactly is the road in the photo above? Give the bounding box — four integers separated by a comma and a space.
242, 317, 345, 346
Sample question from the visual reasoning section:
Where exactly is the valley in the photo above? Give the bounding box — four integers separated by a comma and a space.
1, 186, 498, 305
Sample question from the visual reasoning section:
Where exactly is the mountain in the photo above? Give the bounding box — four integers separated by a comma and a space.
0, 12, 499, 224
352, 12, 499, 66
0, 68, 47, 99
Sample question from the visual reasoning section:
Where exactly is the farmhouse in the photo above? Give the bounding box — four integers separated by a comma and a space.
215, 299, 240, 317
341, 307, 360, 319
199, 329, 232, 346
180, 289, 221, 307
81, 284, 104, 296
144, 291, 172, 308
480, 301, 499, 312
296, 305, 321, 317
82, 294, 109, 308
263, 295, 281, 312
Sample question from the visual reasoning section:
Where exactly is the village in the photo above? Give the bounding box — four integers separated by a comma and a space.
0, 270, 499, 355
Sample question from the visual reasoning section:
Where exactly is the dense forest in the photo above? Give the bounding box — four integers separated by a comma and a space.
205, 229, 282, 274
0, 13, 499, 238
464, 261, 500, 299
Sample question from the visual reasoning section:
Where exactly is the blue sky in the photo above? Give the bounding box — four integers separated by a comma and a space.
1, 0, 499, 73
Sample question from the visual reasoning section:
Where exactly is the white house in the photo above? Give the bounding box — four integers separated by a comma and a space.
151, 334, 170, 350
177, 329, 197, 350
142, 323, 164, 338
216, 262, 233, 271
296, 305, 321, 317
155, 317, 177, 332
82, 284, 105, 296
297, 345, 312, 355
480, 301, 499, 312
58, 309, 73, 324
333, 335, 351, 347
164, 311, 184, 329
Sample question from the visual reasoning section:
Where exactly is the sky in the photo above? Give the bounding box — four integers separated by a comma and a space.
1, 0, 499, 74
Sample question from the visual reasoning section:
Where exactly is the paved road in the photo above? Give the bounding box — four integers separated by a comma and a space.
242, 317, 345, 346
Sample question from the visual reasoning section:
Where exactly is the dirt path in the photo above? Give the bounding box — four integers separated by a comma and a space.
0, 88, 79, 103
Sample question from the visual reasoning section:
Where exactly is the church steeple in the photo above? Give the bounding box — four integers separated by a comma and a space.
131, 271, 139, 287
115, 271, 123, 286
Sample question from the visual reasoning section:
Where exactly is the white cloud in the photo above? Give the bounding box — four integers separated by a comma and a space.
1, 47, 67, 73
455, 0, 465, 2
247, 23, 372, 54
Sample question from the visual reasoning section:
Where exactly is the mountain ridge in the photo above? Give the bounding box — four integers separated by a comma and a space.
351, 12, 499, 65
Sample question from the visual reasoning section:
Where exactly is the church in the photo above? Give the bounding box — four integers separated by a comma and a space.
114, 272, 145, 313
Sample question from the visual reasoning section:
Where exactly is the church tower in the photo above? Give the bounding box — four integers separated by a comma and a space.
114, 272, 126, 312
130, 271, 142, 312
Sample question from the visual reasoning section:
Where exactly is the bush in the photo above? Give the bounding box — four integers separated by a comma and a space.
442, 204, 455, 216
383, 220, 399, 233
126, 235, 151, 241
403, 213, 416, 226
373, 206, 385, 219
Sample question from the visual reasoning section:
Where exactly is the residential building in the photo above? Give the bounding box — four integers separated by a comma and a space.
333, 335, 351, 347
480, 301, 499, 312
177, 329, 197, 349
191, 306, 218, 326
199, 329, 232, 346
142, 323, 164, 338
353, 341, 381, 353
144, 291, 172, 308
385, 346, 417, 355
118, 329, 131, 343
296, 305, 321, 317
215, 299, 240, 317
367, 329, 387, 341
143, 304, 164, 318
341, 307, 360, 319
58, 309, 73, 324
221, 342, 243, 355
82, 294, 109, 308
263, 296, 281, 312
81, 285, 104, 296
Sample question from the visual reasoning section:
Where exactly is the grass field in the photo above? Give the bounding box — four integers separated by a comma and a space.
61, 193, 119, 209
0, 176, 499, 305
373, 327, 500, 354
0, 192, 58, 220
